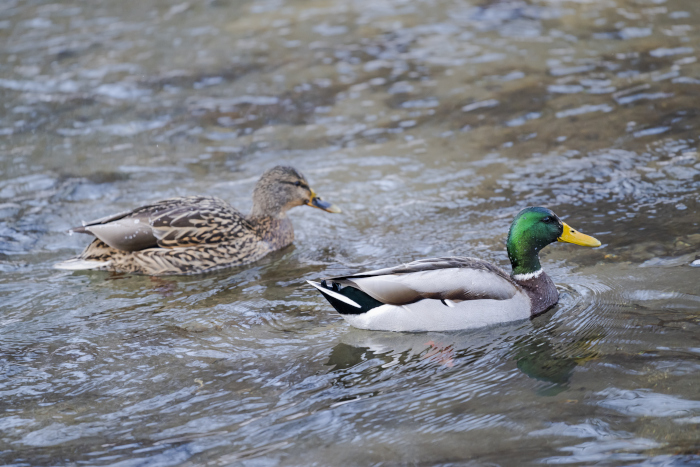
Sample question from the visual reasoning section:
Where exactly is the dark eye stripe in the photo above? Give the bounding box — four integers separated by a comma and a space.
281, 181, 309, 190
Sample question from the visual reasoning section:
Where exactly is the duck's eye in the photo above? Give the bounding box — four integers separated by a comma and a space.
294, 181, 301, 187
542, 216, 552, 223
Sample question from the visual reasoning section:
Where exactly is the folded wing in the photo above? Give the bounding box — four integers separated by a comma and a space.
327, 257, 517, 305
71, 196, 250, 252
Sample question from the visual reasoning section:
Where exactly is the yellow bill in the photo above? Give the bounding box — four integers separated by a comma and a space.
558, 222, 601, 247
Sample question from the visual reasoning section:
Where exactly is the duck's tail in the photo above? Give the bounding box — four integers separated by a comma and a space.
53, 258, 110, 271
306, 280, 384, 315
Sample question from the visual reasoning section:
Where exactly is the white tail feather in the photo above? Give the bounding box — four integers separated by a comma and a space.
54, 259, 110, 271
306, 280, 361, 308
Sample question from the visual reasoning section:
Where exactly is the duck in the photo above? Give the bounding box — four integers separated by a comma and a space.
54, 166, 340, 275
307, 207, 600, 332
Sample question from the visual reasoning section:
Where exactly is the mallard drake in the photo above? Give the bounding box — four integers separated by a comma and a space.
308, 207, 600, 332
55, 166, 340, 275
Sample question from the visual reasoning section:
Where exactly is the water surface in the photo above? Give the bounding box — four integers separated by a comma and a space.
1, 0, 699, 464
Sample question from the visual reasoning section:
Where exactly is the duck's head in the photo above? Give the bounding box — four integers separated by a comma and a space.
250, 166, 341, 218
506, 207, 600, 276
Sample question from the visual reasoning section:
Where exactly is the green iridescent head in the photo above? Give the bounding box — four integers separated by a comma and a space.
506, 207, 600, 276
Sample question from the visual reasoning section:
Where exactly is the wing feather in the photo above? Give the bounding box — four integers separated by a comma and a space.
69, 196, 250, 252
328, 257, 517, 305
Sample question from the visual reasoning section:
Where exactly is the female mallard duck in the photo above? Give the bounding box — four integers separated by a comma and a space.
307, 207, 600, 332
55, 166, 340, 275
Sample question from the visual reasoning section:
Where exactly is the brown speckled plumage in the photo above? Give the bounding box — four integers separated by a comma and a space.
56, 166, 339, 275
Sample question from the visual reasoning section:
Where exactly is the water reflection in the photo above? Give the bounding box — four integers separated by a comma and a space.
511, 333, 599, 396
327, 310, 602, 398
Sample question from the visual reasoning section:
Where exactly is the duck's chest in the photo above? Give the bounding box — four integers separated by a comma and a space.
514, 272, 559, 316
255, 217, 295, 250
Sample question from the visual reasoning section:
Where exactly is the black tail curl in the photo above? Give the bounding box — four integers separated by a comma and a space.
317, 281, 384, 315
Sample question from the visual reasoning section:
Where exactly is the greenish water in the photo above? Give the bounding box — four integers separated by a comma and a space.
0, 0, 699, 464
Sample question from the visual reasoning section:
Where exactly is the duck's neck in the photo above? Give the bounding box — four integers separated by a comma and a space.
250, 199, 283, 219
506, 229, 552, 277
512, 270, 559, 317
507, 234, 559, 316
248, 193, 294, 249
247, 214, 295, 250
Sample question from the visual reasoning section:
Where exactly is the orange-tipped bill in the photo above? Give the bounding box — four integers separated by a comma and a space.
558, 222, 601, 247
308, 189, 341, 213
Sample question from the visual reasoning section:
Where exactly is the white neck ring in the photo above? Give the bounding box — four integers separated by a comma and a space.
512, 269, 544, 281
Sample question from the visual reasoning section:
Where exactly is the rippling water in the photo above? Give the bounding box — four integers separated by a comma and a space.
1, 0, 699, 464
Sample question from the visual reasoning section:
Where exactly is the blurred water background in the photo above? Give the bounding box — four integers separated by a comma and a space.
1, 0, 699, 464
